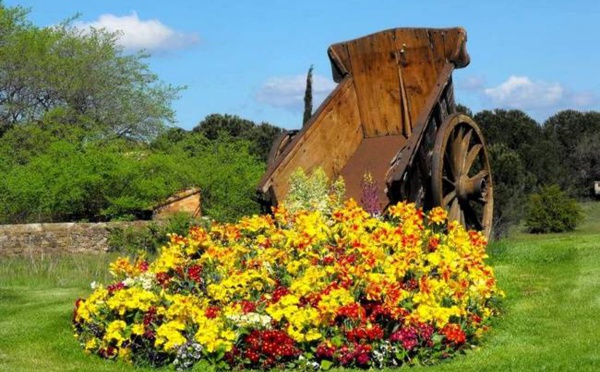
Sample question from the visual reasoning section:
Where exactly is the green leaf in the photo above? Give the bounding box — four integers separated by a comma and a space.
320, 359, 333, 370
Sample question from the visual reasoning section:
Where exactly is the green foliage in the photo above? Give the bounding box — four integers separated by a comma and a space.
192, 114, 283, 161
182, 134, 266, 222
284, 167, 345, 215
107, 213, 210, 255
544, 110, 600, 196
525, 185, 583, 233
475, 109, 558, 187
0, 132, 191, 223
0, 3, 182, 140
487, 143, 531, 238
0, 123, 264, 223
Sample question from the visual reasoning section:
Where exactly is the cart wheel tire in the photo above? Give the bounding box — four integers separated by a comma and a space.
431, 113, 494, 239
267, 130, 299, 168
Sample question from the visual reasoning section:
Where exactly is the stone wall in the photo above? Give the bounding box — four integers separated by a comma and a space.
0, 221, 149, 257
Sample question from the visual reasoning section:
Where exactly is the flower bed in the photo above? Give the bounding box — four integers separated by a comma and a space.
73, 201, 503, 370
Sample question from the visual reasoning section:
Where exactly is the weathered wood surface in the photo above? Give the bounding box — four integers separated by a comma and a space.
257, 27, 470, 206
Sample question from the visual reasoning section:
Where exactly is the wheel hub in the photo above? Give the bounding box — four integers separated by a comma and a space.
457, 174, 487, 202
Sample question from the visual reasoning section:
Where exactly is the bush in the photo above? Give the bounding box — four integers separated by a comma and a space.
525, 185, 583, 233
74, 201, 503, 370
284, 167, 345, 215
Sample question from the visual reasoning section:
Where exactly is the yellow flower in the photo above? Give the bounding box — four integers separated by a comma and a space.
84, 338, 97, 352
155, 320, 186, 351
104, 320, 127, 345
427, 207, 448, 225
131, 323, 145, 336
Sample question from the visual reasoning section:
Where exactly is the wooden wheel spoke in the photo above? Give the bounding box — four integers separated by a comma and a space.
442, 190, 456, 207
464, 143, 482, 174
470, 169, 489, 183
451, 129, 463, 175
460, 128, 473, 169
462, 201, 483, 230
449, 198, 460, 222
443, 176, 454, 186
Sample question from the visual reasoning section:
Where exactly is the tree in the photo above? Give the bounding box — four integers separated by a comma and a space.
455, 103, 473, 117
192, 113, 254, 140
543, 110, 600, 195
192, 113, 283, 161
573, 132, 600, 196
0, 3, 182, 140
178, 133, 266, 222
474, 109, 558, 186
487, 143, 531, 238
303, 65, 313, 126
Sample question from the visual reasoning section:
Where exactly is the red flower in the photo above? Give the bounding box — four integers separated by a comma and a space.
239, 300, 256, 314
205, 306, 220, 319
156, 272, 170, 287
187, 264, 203, 282
316, 342, 336, 360
390, 326, 419, 350
138, 260, 149, 272
428, 236, 440, 252
107, 281, 125, 294
335, 303, 366, 322
442, 323, 466, 345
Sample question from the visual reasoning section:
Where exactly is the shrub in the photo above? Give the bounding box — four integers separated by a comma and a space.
284, 167, 345, 215
74, 201, 503, 370
525, 185, 583, 233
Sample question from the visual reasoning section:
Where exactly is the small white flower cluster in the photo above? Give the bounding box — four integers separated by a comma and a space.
173, 342, 203, 371
119, 272, 156, 290
371, 341, 399, 369
227, 312, 272, 328
297, 354, 320, 370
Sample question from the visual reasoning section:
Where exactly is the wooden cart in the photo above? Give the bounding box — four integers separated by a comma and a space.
256, 27, 494, 238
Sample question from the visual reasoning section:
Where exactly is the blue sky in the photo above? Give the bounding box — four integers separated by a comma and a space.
6, 0, 600, 130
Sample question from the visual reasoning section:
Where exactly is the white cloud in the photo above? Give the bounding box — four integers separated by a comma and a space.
482, 75, 598, 112
483, 76, 564, 109
76, 12, 198, 52
256, 74, 337, 111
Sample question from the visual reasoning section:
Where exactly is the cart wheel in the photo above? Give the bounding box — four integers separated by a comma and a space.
431, 113, 493, 239
267, 130, 299, 168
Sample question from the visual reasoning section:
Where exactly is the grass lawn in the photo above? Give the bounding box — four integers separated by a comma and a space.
1, 202, 599, 371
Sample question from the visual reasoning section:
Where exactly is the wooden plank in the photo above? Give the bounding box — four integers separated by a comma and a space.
346, 30, 403, 138
393, 29, 442, 133
260, 77, 364, 201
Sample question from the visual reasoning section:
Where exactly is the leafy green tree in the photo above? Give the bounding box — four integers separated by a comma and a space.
455, 103, 473, 117
0, 3, 182, 140
573, 132, 600, 196
179, 133, 265, 221
487, 143, 531, 238
474, 109, 560, 186
192, 113, 282, 161
192, 114, 255, 140
543, 110, 600, 195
